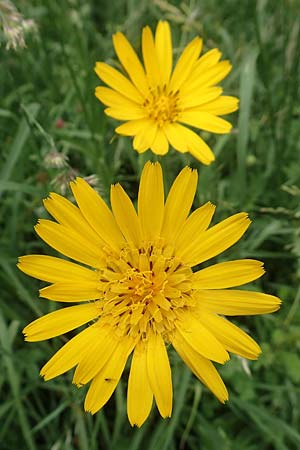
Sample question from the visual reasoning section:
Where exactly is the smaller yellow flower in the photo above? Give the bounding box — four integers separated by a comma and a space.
95, 21, 238, 164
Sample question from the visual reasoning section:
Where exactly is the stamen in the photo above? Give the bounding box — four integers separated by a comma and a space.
97, 241, 193, 340
143, 87, 180, 127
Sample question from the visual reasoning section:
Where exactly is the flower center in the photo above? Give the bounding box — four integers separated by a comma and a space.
143, 88, 180, 127
97, 240, 194, 340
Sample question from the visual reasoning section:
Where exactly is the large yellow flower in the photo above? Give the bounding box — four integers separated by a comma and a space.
95, 21, 238, 164
19, 162, 280, 426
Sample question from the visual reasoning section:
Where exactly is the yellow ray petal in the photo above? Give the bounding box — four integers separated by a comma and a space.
193, 48, 222, 71
35, 220, 102, 269
40, 324, 99, 380
147, 332, 172, 418
142, 26, 160, 87
132, 120, 158, 153
17, 255, 98, 284
43, 192, 104, 247
95, 86, 143, 108
175, 202, 216, 250
198, 60, 232, 88
180, 87, 222, 110
155, 21, 172, 86
162, 167, 198, 241
70, 178, 125, 251
127, 342, 153, 427
200, 312, 261, 359
110, 183, 142, 246
112, 32, 149, 94
177, 213, 251, 267
194, 96, 239, 115
198, 289, 281, 315
169, 37, 203, 93
116, 119, 150, 136
175, 314, 229, 364
173, 123, 215, 165
95, 62, 143, 103
138, 162, 164, 240
164, 123, 215, 165
179, 111, 232, 134
163, 122, 188, 152
73, 326, 118, 386
84, 336, 135, 414
151, 127, 169, 155
23, 303, 100, 341
173, 332, 228, 403
104, 106, 146, 121
192, 259, 265, 289
182, 61, 232, 95
39, 281, 100, 302
132, 138, 148, 153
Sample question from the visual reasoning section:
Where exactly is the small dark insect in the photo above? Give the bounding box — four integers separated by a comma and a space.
104, 378, 115, 382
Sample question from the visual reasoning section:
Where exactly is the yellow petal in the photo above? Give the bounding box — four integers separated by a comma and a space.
173, 332, 228, 403
182, 60, 232, 95
142, 26, 160, 87
112, 32, 148, 94
84, 336, 135, 414
179, 111, 232, 134
200, 312, 261, 360
155, 21, 172, 86
198, 60, 232, 87
70, 178, 125, 251
192, 259, 265, 289
177, 124, 215, 165
40, 324, 99, 380
127, 342, 153, 427
175, 314, 229, 364
95, 62, 143, 103
116, 119, 149, 136
35, 220, 102, 269
175, 202, 216, 251
110, 183, 142, 246
23, 303, 100, 341
138, 162, 164, 239
162, 167, 198, 241
151, 127, 169, 155
193, 48, 222, 71
95, 86, 142, 108
39, 281, 100, 302
169, 37, 203, 93
194, 96, 239, 115
177, 212, 251, 267
17, 255, 98, 283
147, 332, 172, 418
163, 122, 188, 152
132, 120, 158, 152
180, 87, 222, 110
104, 106, 146, 121
43, 192, 104, 247
198, 289, 281, 315
164, 123, 215, 164
73, 326, 118, 386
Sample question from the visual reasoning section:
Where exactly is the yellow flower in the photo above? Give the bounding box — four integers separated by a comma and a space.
94, 21, 238, 164
19, 162, 280, 426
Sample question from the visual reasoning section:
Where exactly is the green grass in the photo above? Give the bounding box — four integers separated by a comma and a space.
1, 0, 300, 449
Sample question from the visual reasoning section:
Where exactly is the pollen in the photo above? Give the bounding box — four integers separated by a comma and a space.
143, 87, 180, 127
98, 240, 194, 339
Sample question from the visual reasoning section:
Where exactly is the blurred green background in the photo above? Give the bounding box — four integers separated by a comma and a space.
1, 0, 300, 449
